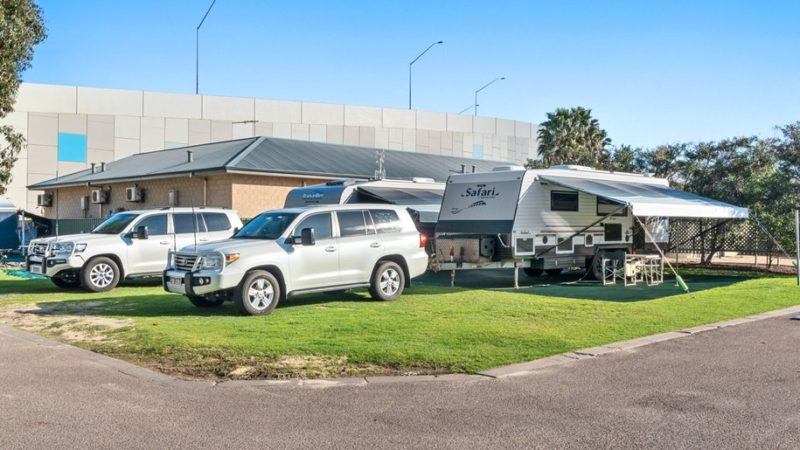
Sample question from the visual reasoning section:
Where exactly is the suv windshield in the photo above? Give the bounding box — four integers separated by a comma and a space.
234, 212, 299, 239
92, 213, 140, 234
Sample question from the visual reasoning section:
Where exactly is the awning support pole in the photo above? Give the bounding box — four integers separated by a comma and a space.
633, 215, 688, 292
533, 203, 628, 259
752, 216, 794, 260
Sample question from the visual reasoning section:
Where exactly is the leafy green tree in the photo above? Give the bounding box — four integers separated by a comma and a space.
0, 0, 46, 196
533, 107, 611, 168
606, 144, 641, 172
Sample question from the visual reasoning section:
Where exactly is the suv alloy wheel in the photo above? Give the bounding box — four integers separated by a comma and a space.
81, 257, 121, 292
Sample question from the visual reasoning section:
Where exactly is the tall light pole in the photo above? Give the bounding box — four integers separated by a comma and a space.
408, 41, 443, 110
474, 76, 505, 116
458, 104, 474, 115
196, 0, 218, 95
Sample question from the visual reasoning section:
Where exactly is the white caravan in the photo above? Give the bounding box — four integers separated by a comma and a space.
434, 165, 749, 279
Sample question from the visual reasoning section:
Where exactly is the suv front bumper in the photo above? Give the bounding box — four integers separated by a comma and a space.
26, 254, 85, 278
163, 269, 240, 296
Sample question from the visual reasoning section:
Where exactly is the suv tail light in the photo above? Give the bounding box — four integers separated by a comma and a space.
419, 233, 428, 248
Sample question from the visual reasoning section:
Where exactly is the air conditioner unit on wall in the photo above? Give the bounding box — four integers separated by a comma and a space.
126, 187, 144, 203
91, 189, 109, 204
37, 193, 52, 207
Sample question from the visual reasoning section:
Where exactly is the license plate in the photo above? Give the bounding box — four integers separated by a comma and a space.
166, 276, 185, 293
29, 264, 42, 274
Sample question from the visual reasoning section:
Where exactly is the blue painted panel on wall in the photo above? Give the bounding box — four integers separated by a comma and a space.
472, 144, 484, 160
58, 133, 87, 162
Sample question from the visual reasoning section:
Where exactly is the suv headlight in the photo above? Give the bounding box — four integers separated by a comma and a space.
51, 242, 75, 256
200, 254, 224, 271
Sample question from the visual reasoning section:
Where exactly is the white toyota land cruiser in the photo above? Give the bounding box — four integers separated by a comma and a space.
27, 207, 242, 292
163, 204, 430, 315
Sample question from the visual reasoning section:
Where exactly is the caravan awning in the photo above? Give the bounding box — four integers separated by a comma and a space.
539, 175, 749, 219
355, 186, 443, 205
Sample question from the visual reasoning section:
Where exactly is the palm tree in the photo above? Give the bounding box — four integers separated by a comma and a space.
533, 107, 611, 168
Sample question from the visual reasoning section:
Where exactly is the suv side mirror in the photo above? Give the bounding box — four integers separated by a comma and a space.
300, 228, 315, 246
135, 225, 149, 240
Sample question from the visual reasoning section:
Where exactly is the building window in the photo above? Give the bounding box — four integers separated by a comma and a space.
472, 144, 484, 160
597, 197, 627, 216
550, 191, 579, 212
57, 133, 87, 162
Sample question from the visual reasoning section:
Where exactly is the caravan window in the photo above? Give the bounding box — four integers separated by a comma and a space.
550, 191, 579, 212
604, 223, 622, 242
597, 197, 628, 216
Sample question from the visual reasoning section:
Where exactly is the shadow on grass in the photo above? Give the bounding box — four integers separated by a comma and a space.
24, 290, 379, 319
415, 269, 754, 302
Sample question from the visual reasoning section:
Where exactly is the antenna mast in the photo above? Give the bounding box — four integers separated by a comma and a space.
374, 150, 386, 180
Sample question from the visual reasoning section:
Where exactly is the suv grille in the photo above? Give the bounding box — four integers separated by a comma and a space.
32, 243, 49, 257
174, 253, 199, 271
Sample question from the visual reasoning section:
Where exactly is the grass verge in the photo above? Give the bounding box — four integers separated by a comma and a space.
0, 268, 797, 379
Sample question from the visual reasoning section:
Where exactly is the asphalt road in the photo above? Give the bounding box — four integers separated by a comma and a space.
1, 315, 799, 449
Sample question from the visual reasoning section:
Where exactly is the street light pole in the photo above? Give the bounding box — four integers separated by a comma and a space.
473, 76, 505, 116
196, 0, 218, 95
408, 41, 443, 110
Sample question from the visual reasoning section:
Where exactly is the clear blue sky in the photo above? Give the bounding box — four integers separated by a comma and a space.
22, 0, 800, 149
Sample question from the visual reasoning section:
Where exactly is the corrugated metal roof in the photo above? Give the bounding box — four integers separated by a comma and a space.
30, 137, 508, 188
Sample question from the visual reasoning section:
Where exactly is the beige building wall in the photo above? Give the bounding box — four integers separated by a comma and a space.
230, 174, 328, 218
42, 176, 234, 220
7, 83, 539, 214
39, 173, 329, 220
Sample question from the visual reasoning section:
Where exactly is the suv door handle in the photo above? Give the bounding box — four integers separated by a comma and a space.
370, 242, 381, 248
324, 246, 336, 252
159, 241, 170, 245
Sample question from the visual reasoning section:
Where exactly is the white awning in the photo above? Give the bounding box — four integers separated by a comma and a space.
539, 175, 749, 219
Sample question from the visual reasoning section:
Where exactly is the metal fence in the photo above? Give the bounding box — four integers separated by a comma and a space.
667, 219, 797, 271
45, 218, 106, 236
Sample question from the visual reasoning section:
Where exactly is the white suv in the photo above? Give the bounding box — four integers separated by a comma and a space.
27, 207, 243, 292
163, 204, 429, 315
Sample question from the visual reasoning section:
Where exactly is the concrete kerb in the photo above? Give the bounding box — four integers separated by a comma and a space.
4, 304, 800, 388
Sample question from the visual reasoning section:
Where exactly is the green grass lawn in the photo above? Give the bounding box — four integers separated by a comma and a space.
0, 268, 797, 379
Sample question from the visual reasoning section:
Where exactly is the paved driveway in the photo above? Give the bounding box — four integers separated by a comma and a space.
1, 315, 799, 449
